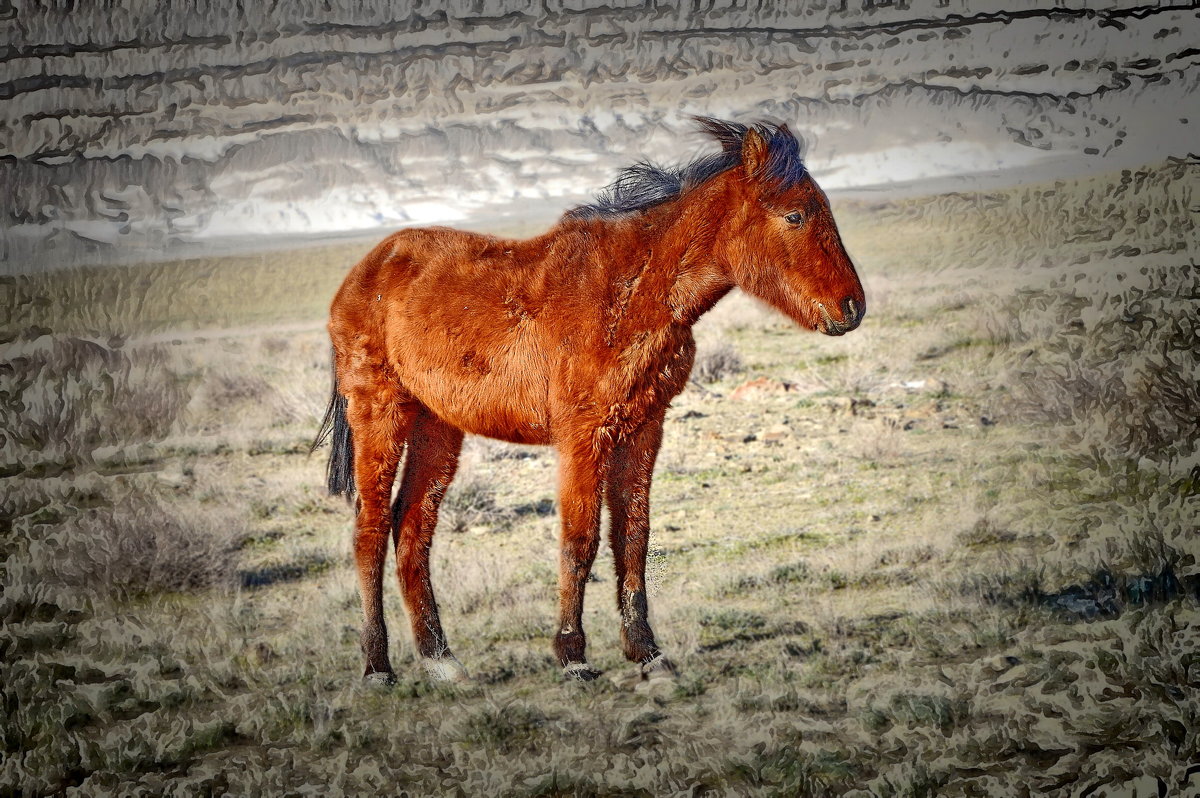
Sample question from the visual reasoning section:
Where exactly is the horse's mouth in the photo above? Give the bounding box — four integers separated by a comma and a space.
816, 303, 847, 336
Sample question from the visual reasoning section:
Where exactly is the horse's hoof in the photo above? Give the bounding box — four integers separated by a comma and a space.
421, 656, 470, 683
363, 670, 397, 688
640, 653, 677, 679
563, 662, 602, 682
609, 654, 678, 692
634, 654, 678, 695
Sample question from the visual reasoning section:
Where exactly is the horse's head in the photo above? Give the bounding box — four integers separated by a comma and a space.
706, 119, 865, 336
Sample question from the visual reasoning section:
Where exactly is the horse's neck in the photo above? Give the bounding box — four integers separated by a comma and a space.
596, 188, 734, 328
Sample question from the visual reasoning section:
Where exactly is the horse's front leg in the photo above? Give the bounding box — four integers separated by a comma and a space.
606, 417, 675, 681
554, 443, 606, 680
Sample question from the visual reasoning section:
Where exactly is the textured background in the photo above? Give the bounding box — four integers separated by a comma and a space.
1, 1, 1196, 271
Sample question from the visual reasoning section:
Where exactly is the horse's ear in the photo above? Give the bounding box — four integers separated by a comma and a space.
741, 128, 768, 177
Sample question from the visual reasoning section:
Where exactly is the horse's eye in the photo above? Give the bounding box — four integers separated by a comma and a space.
784, 212, 804, 226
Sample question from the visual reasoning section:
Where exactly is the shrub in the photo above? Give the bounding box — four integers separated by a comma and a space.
693, 338, 744, 384
1, 332, 237, 598
27, 493, 240, 597
994, 259, 1198, 577
439, 469, 514, 534
0, 335, 189, 476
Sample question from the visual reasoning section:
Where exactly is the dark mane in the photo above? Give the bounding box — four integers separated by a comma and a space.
567, 117, 806, 219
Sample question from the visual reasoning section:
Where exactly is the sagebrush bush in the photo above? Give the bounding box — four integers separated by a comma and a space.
1, 332, 238, 599
996, 260, 1198, 576
1005, 265, 1199, 464
68, 495, 240, 595
693, 338, 744, 384
439, 469, 515, 534
0, 335, 189, 475
205, 372, 274, 406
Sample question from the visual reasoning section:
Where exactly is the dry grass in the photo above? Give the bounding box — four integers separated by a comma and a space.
4, 161, 1197, 796
0, 335, 188, 480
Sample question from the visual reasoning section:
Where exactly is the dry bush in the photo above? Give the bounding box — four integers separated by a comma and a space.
47, 493, 240, 596
847, 416, 906, 461
187, 362, 317, 434
0, 335, 188, 475
260, 336, 290, 355
205, 372, 273, 406
692, 337, 745, 384
439, 446, 516, 534
435, 550, 513, 616
978, 161, 1198, 582
0, 332, 244, 599
1005, 267, 1199, 463
995, 259, 1198, 576
801, 336, 883, 396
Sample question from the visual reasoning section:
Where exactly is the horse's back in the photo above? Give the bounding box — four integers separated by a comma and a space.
330, 227, 508, 338
330, 226, 557, 443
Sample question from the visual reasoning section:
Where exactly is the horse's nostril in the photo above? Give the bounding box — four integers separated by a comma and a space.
841, 297, 863, 330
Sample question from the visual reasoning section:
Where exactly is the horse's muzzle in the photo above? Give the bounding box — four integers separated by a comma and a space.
817, 297, 863, 336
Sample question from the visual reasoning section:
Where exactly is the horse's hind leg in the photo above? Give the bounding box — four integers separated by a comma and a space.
392, 410, 467, 682
346, 387, 416, 684
606, 417, 676, 682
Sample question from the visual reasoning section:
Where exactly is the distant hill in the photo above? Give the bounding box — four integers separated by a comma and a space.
1, 1, 1195, 270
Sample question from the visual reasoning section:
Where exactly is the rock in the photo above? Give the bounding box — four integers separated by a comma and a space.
707, 431, 749, 444
822, 397, 875, 416
900, 378, 950, 396
156, 465, 194, 489
761, 424, 791, 444
243, 642, 276, 665
824, 396, 853, 413
730, 377, 796, 401
981, 654, 1020, 675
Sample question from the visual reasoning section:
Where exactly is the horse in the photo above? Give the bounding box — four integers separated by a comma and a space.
314, 116, 866, 686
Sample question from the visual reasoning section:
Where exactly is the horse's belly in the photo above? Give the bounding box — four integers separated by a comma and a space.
400, 365, 553, 446
435, 390, 551, 445
387, 302, 554, 443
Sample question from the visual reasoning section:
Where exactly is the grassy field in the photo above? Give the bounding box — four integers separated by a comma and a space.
3, 161, 1197, 796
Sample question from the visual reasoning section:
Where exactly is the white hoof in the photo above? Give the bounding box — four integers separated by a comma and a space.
640, 653, 676, 679
363, 671, 396, 688
421, 656, 469, 683
634, 654, 678, 695
563, 662, 602, 681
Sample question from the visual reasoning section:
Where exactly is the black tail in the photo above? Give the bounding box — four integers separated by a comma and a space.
312, 362, 355, 497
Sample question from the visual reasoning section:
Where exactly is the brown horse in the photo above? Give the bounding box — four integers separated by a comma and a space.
315, 117, 865, 685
